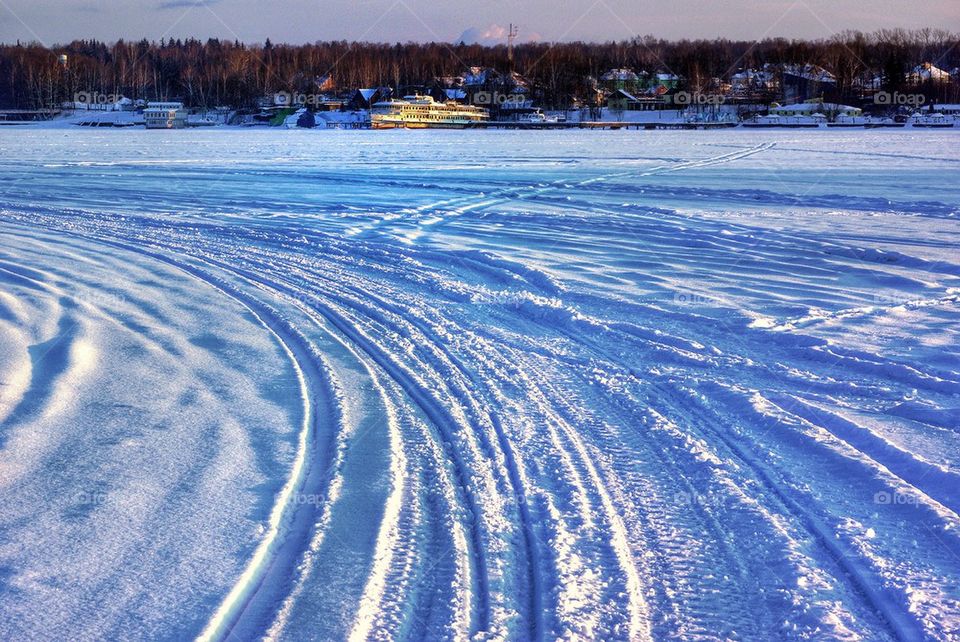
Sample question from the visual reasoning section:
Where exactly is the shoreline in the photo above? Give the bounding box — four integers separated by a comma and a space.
3, 119, 960, 132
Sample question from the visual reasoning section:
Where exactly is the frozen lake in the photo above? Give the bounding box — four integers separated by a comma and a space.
1, 128, 959, 640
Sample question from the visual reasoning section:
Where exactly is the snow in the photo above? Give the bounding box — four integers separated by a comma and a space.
0, 127, 958, 641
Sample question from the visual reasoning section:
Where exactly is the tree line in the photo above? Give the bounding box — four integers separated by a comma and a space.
1, 28, 957, 110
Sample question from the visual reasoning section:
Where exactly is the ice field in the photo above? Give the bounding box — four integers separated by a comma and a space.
0, 128, 959, 641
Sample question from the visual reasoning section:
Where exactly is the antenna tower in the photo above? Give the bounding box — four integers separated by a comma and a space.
508, 24, 519, 69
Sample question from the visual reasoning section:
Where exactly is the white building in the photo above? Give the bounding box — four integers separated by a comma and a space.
600, 68, 640, 83
144, 102, 187, 129
730, 69, 778, 97
909, 63, 951, 84
769, 101, 861, 118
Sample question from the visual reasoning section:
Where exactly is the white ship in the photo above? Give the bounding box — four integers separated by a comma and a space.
744, 101, 861, 128
516, 109, 561, 124
908, 112, 955, 128
371, 95, 488, 129
144, 102, 187, 129
742, 113, 825, 128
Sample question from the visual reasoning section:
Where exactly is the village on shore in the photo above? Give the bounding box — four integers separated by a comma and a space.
3, 57, 960, 130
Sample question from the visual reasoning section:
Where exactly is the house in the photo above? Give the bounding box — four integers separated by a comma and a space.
144, 102, 187, 128
599, 68, 644, 93
653, 73, 680, 91
598, 68, 680, 92
312, 97, 345, 112
908, 63, 951, 85
429, 87, 467, 103
315, 74, 335, 92
852, 73, 883, 94
459, 67, 533, 113
782, 64, 836, 102
506, 71, 532, 94
436, 75, 465, 88
606, 88, 642, 111
705, 77, 731, 95
606, 88, 668, 111
730, 68, 778, 100
463, 66, 499, 88
348, 87, 392, 110
495, 92, 536, 121
581, 76, 605, 107
462, 67, 528, 93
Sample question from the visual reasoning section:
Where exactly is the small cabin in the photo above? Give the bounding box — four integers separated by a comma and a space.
607, 89, 642, 111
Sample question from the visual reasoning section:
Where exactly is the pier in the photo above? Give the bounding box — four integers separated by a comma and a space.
0, 109, 61, 124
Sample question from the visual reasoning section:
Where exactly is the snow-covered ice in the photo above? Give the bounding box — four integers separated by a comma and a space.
0, 128, 958, 641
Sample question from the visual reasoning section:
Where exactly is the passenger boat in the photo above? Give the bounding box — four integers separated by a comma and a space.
144, 102, 187, 129
742, 113, 825, 128
908, 113, 955, 128
371, 95, 489, 129
827, 114, 869, 127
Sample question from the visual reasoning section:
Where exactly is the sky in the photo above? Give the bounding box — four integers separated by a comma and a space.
0, 0, 957, 46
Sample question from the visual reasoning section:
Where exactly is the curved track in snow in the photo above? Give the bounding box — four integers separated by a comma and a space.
0, 129, 959, 641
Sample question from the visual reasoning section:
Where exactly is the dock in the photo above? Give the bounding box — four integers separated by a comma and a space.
0, 109, 61, 124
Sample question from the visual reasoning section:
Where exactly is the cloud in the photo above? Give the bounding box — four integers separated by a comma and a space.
456, 24, 541, 46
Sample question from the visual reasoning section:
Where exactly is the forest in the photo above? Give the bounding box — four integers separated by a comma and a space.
1, 29, 957, 109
